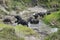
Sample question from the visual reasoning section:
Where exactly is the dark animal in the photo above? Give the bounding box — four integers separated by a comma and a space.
15, 15, 28, 27
46, 11, 51, 15
28, 17, 39, 24
3, 18, 12, 24
37, 12, 45, 17
30, 19, 39, 24
33, 13, 38, 19
28, 17, 33, 22
17, 19, 28, 27
14, 15, 22, 23
15, 15, 22, 21
33, 11, 51, 18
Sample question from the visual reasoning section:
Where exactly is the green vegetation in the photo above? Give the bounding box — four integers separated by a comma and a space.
38, 0, 60, 8
15, 25, 36, 35
0, 23, 37, 35
0, 0, 60, 12
43, 9, 60, 40
0, 23, 37, 40
4, 0, 60, 10
0, 25, 24, 40
5, 0, 27, 11
0, 0, 60, 40
43, 11, 60, 28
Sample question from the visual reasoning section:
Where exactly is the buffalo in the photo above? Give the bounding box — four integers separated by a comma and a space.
28, 17, 33, 22
37, 12, 45, 18
33, 13, 38, 19
3, 18, 12, 24
15, 15, 28, 27
14, 15, 22, 20
30, 19, 39, 24
28, 17, 39, 24
37, 11, 51, 17
17, 19, 28, 27
46, 11, 51, 15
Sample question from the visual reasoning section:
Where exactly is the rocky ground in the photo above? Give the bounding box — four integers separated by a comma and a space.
0, 5, 58, 40
19, 6, 58, 40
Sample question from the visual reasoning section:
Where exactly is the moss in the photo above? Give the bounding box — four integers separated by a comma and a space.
43, 11, 60, 28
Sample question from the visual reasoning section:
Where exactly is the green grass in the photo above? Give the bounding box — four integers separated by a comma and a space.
15, 25, 36, 35
43, 11, 60, 28
44, 11, 60, 23
0, 24, 24, 40
6, 0, 27, 11
0, 23, 36, 35
0, 23, 38, 40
